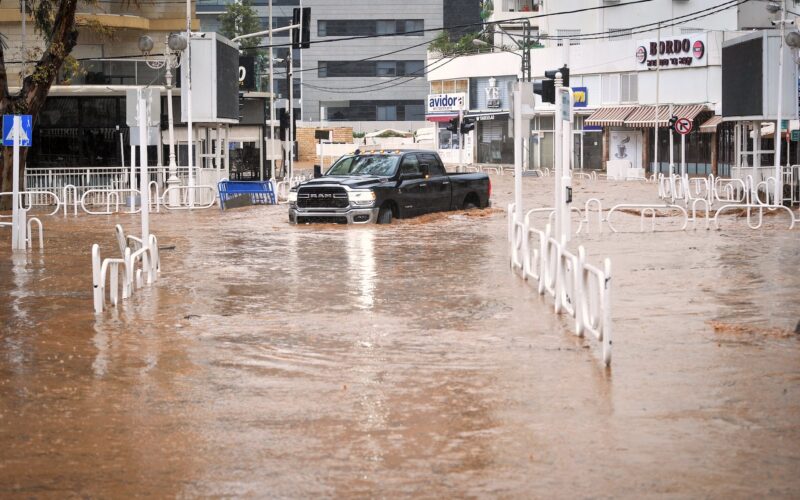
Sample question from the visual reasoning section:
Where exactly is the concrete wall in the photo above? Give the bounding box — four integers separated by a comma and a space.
297, 126, 353, 163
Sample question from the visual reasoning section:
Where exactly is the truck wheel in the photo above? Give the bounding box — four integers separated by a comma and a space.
377, 206, 393, 224
463, 202, 477, 210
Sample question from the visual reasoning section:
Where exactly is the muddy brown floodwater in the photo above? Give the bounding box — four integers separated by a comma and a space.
1, 174, 799, 498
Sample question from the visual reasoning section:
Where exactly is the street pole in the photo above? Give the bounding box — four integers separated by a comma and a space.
20, 0, 26, 82
11, 116, 23, 250
513, 82, 523, 226
459, 117, 465, 172
554, 73, 566, 243
669, 103, 674, 175
654, 22, 661, 177
774, 1, 787, 205
288, 52, 294, 180
268, 0, 275, 181
165, 41, 180, 207
186, 0, 195, 207
681, 130, 686, 177
138, 90, 150, 245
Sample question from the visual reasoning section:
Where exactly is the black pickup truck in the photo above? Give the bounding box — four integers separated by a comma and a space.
288, 150, 491, 224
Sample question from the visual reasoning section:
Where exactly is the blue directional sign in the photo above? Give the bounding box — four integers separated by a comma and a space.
3, 114, 33, 147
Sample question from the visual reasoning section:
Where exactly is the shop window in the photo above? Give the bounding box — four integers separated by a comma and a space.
431, 81, 443, 94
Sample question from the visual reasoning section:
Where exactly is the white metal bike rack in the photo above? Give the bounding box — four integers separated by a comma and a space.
92, 224, 161, 313
160, 185, 216, 209
509, 203, 613, 366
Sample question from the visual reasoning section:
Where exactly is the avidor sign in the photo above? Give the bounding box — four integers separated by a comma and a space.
635, 33, 707, 70
427, 93, 465, 114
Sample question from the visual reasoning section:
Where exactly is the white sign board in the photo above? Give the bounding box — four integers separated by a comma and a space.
635, 33, 707, 71
560, 90, 571, 122
426, 93, 466, 114
609, 130, 642, 170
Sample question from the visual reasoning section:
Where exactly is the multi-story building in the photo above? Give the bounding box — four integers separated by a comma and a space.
197, 0, 302, 112
198, 0, 481, 132
0, 2, 199, 168
428, 0, 788, 177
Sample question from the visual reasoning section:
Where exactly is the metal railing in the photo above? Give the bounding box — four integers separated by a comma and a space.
509, 203, 613, 366
92, 224, 160, 314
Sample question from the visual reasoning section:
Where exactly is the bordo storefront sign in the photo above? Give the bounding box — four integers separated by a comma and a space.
635, 33, 707, 70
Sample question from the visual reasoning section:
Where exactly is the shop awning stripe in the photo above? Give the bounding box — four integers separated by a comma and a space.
584, 106, 637, 126
624, 104, 707, 126
699, 115, 723, 133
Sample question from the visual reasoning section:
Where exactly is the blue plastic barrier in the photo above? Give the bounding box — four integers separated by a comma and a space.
217, 180, 276, 210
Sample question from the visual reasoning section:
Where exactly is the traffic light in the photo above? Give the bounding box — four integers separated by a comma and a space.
533, 80, 555, 104
534, 65, 570, 104
544, 65, 569, 88
668, 115, 678, 132
278, 108, 289, 141
446, 117, 460, 134
292, 7, 311, 49
460, 117, 475, 135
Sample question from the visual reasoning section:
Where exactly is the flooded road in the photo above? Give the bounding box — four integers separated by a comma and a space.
1, 175, 799, 497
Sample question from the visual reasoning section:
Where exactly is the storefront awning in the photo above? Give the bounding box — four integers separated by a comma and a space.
585, 106, 637, 126
699, 115, 723, 133
426, 114, 458, 123
464, 111, 510, 120
624, 104, 707, 127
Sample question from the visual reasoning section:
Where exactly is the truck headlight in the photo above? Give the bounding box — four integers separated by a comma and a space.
349, 190, 376, 205
288, 190, 298, 203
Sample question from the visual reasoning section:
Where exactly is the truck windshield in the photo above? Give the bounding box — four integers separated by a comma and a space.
326, 155, 399, 177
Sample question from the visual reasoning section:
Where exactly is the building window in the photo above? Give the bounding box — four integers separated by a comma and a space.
608, 28, 632, 40
323, 100, 425, 121
318, 19, 424, 37
318, 60, 425, 78
556, 29, 581, 46
601, 74, 620, 104
620, 73, 638, 103
376, 105, 397, 120
376, 61, 397, 77
430, 78, 468, 94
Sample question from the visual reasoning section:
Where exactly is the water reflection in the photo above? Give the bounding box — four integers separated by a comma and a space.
346, 228, 376, 310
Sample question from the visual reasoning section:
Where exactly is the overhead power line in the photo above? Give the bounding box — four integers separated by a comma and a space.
248, 0, 657, 50
290, 0, 748, 95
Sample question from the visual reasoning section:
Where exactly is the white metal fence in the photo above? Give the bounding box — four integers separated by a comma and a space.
509, 203, 613, 366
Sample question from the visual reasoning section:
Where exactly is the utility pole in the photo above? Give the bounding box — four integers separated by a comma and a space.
774, 0, 788, 204
286, 52, 294, 181
654, 22, 661, 177
268, 0, 275, 180
186, 0, 195, 207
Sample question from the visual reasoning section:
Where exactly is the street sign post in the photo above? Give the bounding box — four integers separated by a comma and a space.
792, 129, 800, 142
673, 117, 693, 176
674, 117, 693, 136
554, 85, 573, 243
3, 114, 32, 147
4, 115, 32, 250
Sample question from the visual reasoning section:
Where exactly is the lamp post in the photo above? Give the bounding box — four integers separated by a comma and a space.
139, 33, 187, 207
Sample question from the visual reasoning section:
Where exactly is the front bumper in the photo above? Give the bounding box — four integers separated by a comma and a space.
289, 206, 380, 224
